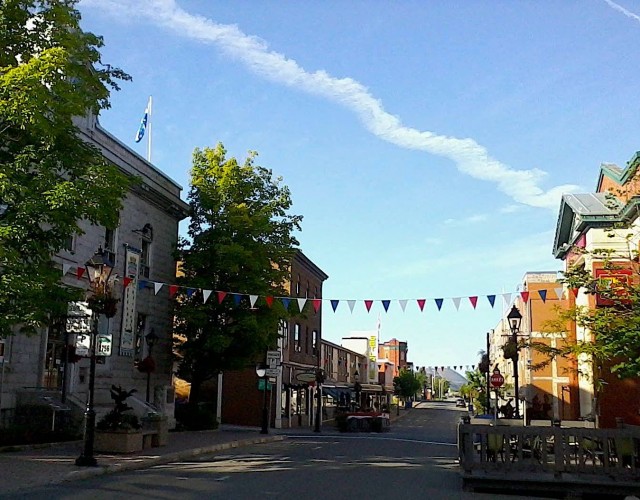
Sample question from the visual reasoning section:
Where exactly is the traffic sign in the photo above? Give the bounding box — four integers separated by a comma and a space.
490, 368, 504, 388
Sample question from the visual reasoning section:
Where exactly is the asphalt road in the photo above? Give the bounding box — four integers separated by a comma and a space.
4, 402, 544, 500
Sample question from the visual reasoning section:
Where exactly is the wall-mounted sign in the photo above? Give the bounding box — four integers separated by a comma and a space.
295, 372, 316, 383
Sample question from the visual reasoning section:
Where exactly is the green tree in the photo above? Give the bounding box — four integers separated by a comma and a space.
393, 368, 422, 402
0, 0, 131, 336
174, 143, 302, 404
460, 369, 487, 414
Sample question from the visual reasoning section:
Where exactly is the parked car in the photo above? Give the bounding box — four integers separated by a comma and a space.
455, 398, 466, 408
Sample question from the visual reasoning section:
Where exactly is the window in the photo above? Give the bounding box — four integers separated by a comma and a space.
134, 313, 147, 361
295, 276, 300, 296
279, 320, 289, 349
104, 227, 117, 264
63, 234, 75, 253
312, 329, 318, 355
305, 326, 310, 354
140, 239, 151, 278
294, 324, 301, 352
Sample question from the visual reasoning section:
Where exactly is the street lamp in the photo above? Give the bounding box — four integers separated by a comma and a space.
507, 304, 523, 419
255, 363, 269, 434
76, 247, 114, 467
354, 369, 362, 411
314, 368, 324, 433
144, 329, 159, 402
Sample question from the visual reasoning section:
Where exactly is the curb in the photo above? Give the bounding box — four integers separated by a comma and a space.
61, 435, 285, 483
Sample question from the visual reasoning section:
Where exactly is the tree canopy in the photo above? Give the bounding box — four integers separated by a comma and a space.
174, 143, 302, 403
0, 0, 131, 336
393, 368, 422, 400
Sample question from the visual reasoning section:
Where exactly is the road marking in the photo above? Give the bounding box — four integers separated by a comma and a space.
283, 435, 456, 447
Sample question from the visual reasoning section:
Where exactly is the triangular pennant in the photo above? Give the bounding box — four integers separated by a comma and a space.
331, 299, 339, 312
62, 263, 72, 276
217, 291, 227, 303
364, 300, 373, 312
382, 300, 390, 312
154, 282, 163, 295
471, 365, 475, 370
572, 288, 579, 297
398, 299, 408, 312
417, 299, 426, 311
203, 290, 212, 304
538, 289, 547, 303
187, 288, 195, 297
520, 291, 530, 303
123, 277, 133, 289
312, 299, 321, 313
452, 297, 461, 310
487, 295, 496, 308
76, 267, 85, 279
233, 294, 242, 305
347, 300, 356, 313
435, 298, 444, 311
250, 295, 259, 308
281, 297, 290, 310
138, 280, 148, 291
554, 287, 564, 299
469, 296, 478, 309
502, 293, 512, 305
169, 285, 178, 298
265, 296, 274, 308
297, 298, 307, 312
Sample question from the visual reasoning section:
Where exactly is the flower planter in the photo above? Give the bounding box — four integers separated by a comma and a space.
94, 429, 143, 454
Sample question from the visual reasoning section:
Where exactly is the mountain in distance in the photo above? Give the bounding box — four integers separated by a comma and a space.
425, 367, 468, 391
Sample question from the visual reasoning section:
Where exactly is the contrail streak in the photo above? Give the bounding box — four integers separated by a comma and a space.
603, 0, 640, 23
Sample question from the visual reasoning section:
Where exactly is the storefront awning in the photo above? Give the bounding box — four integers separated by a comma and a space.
323, 387, 351, 400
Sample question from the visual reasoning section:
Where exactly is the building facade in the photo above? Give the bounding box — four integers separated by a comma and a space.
0, 114, 188, 428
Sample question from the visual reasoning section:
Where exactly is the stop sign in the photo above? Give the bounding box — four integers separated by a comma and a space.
490, 369, 504, 388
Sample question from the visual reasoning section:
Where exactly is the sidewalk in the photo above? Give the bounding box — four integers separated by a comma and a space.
2, 426, 285, 496
1, 408, 411, 496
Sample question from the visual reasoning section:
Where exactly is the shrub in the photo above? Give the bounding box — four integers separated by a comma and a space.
175, 402, 218, 431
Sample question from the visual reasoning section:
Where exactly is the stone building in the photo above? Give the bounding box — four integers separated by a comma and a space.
0, 113, 188, 428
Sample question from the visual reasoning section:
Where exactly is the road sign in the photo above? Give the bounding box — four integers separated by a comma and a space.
490, 368, 505, 388
266, 350, 280, 368
265, 367, 280, 378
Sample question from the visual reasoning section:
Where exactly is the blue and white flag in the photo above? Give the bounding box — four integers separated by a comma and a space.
135, 98, 150, 143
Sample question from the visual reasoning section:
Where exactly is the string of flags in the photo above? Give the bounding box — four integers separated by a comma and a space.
62, 263, 573, 313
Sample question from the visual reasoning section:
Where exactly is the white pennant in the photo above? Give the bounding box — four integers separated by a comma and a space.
347, 300, 356, 313
250, 295, 259, 308
502, 293, 512, 305
398, 299, 408, 312
297, 298, 307, 312
452, 297, 461, 310
62, 263, 72, 276
554, 287, 564, 299
154, 282, 163, 295
203, 289, 212, 304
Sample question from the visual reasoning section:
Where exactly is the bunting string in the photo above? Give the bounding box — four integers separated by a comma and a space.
61, 265, 567, 313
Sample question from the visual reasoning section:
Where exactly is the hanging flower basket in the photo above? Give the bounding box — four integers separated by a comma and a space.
502, 340, 518, 360
87, 293, 119, 317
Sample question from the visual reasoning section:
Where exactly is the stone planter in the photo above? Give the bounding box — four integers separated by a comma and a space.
94, 429, 143, 454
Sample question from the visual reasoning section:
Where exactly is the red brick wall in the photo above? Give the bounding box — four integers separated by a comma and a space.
221, 368, 275, 427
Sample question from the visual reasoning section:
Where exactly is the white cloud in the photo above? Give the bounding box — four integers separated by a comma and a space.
81, 0, 582, 209
443, 214, 488, 226
603, 0, 640, 23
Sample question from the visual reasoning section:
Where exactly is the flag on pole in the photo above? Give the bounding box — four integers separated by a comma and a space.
135, 97, 151, 143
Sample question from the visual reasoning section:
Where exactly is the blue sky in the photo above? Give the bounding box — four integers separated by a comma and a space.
78, 0, 640, 372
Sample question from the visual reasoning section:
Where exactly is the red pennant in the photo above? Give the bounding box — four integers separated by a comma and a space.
572, 288, 579, 297
312, 299, 321, 313
76, 267, 85, 279
123, 277, 133, 288
265, 296, 274, 308
364, 300, 373, 312
217, 291, 227, 303
417, 299, 426, 311
169, 285, 178, 298
520, 291, 530, 303
469, 296, 478, 309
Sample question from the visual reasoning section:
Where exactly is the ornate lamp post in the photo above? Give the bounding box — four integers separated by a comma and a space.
76, 247, 115, 467
144, 329, 159, 402
255, 363, 269, 434
507, 305, 523, 419
354, 369, 362, 411
314, 368, 325, 433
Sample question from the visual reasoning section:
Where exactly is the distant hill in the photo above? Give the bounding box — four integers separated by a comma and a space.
425, 367, 468, 391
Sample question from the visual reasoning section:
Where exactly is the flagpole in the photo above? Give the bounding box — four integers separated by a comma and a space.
147, 95, 152, 163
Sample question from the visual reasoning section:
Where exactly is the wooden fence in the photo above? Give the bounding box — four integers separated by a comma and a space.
458, 421, 640, 497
